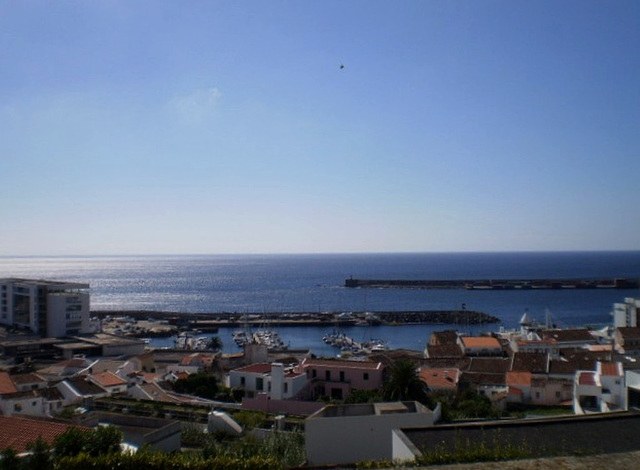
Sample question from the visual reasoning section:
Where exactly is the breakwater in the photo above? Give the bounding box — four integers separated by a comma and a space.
92, 309, 499, 327
345, 277, 640, 290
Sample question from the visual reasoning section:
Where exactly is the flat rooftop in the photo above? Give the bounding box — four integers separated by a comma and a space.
71, 333, 145, 346
313, 401, 427, 419
0, 278, 89, 290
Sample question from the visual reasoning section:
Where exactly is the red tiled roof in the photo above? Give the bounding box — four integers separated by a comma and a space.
0, 416, 90, 453
67, 377, 106, 396
302, 358, 383, 370
91, 371, 127, 387
423, 357, 471, 370
511, 352, 548, 374
235, 363, 273, 374
506, 371, 532, 387
460, 336, 501, 349
0, 372, 18, 395
468, 358, 510, 374
508, 386, 523, 396
541, 329, 595, 343
578, 371, 597, 386
430, 330, 459, 345
419, 368, 459, 389
600, 362, 621, 377
616, 327, 640, 339
426, 344, 463, 358
461, 372, 507, 387
58, 358, 89, 368
139, 372, 162, 383
9, 373, 46, 385
549, 359, 595, 375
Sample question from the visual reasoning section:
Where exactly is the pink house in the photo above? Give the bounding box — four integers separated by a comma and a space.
300, 358, 384, 401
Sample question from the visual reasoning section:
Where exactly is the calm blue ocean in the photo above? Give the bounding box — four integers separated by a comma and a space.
1, 252, 639, 355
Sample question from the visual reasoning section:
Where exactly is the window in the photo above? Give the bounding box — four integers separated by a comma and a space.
363, 373, 369, 381
312, 369, 317, 378
555, 391, 560, 398
325, 370, 331, 381
256, 377, 264, 391
284, 383, 288, 393
240, 377, 245, 386
339, 371, 345, 382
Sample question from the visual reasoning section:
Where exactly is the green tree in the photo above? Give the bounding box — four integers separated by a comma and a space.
382, 359, 429, 403
0, 448, 21, 470
207, 336, 223, 351
24, 437, 52, 470
173, 373, 218, 399
52, 428, 88, 459
344, 388, 383, 404
84, 426, 122, 457
452, 389, 500, 419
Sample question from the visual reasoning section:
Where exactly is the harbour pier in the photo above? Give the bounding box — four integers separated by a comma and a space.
345, 277, 640, 290
93, 309, 499, 328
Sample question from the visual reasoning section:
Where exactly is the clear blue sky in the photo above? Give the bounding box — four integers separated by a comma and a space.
1, 1, 639, 255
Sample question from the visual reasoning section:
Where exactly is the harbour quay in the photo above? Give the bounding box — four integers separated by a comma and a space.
92, 309, 499, 329
345, 277, 640, 290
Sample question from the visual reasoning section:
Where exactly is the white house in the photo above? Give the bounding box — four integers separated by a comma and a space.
0, 390, 45, 417
9, 373, 48, 392
229, 362, 307, 400
0, 372, 65, 417
574, 361, 625, 414
88, 371, 128, 395
512, 339, 560, 359
166, 353, 214, 375
55, 376, 109, 405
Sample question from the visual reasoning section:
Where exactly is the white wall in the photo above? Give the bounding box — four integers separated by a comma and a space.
305, 403, 435, 466
0, 394, 45, 417
47, 292, 90, 338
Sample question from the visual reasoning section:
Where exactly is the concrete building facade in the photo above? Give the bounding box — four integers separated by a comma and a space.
612, 297, 640, 328
0, 278, 90, 338
300, 357, 384, 401
305, 401, 439, 466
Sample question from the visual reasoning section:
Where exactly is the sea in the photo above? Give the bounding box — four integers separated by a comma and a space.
1, 251, 639, 357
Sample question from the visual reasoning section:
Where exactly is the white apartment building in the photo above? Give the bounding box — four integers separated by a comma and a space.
612, 297, 640, 328
0, 278, 90, 338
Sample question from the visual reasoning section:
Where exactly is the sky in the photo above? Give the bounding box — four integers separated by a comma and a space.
1, 1, 639, 255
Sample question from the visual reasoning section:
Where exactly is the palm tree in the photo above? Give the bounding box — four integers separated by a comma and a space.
207, 336, 223, 351
382, 359, 429, 403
